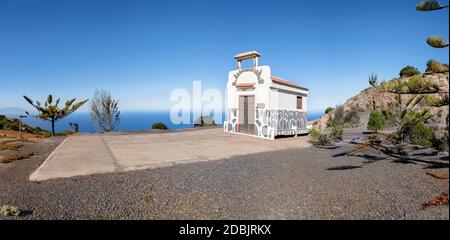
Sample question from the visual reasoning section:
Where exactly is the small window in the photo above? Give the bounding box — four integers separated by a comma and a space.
297, 96, 303, 110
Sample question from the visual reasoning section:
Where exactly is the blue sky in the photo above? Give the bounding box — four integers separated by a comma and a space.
0, 0, 448, 113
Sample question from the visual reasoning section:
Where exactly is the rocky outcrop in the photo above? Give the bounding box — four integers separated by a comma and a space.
311, 73, 449, 139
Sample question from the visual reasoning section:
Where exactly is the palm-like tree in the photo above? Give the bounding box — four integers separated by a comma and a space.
23, 94, 88, 136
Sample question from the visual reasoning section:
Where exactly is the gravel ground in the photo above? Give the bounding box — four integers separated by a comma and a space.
0, 136, 448, 220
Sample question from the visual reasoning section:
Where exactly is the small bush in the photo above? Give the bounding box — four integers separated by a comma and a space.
367, 110, 386, 133
0, 205, 21, 216
309, 128, 330, 146
409, 123, 435, 148
151, 122, 168, 130
316, 134, 331, 146
194, 115, 215, 126
426, 59, 449, 73
330, 123, 343, 140
309, 128, 321, 140
324, 107, 334, 114
399, 66, 420, 77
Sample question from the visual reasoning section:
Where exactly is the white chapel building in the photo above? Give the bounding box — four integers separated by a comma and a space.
224, 51, 309, 140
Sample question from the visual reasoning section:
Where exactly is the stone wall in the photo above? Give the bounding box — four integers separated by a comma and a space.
224, 108, 308, 139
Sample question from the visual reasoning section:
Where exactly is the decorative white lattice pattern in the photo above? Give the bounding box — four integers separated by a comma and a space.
224, 108, 238, 133
224, 108, 307, 140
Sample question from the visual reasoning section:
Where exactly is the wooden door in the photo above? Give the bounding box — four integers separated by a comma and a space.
238, 96, 255, 135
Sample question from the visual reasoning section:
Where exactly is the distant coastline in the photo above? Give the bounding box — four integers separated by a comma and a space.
1, 111, 324, 133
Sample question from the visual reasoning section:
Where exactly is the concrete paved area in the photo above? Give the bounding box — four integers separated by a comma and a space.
30, 128, 310, 181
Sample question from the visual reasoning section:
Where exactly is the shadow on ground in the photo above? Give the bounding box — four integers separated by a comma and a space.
328, 143, 449, 171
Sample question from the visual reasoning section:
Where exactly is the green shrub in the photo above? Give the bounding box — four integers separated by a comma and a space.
324, 107, 334, 114
330, 123, 343, 140
151, 122, 168, 130
399, 66, 421, 77
316, 134, 331, 146
309, 128, 322, 139
409, 123, 436, 148
0, 205, 21, 216
367, 110, 386, 133
0, 116, 19, 131
309, 128, 321, 139
309, 128, 330, 146
426, 59, 449, 73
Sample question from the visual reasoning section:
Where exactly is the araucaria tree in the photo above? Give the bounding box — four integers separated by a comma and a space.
378, 76, 436, 142
367, 1, 449, 145
23, 95, 88, 136
90, 90, 120, 132
417, 0, 449, 149
417, 0, 449, 49
416, 0, 449, 122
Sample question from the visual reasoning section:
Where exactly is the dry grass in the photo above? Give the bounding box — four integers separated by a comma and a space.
421, 192, 449, 209
0, 130, 41, 140
426, 171, 449, 180
350, 140, 372, 153
0, 142, 23, 151
0, 151, 34, 164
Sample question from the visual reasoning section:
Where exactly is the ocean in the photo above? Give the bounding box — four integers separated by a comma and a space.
10, 111, 323, 133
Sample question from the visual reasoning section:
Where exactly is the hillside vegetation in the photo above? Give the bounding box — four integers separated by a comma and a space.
0, 115, 51, 137
312, 72, 449, 150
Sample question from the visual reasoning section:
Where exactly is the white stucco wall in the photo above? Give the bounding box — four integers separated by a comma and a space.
226, 65, 308, 112
227, 65, 272, 109
269, 89, 307, 111
269, 90, 294, 110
